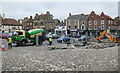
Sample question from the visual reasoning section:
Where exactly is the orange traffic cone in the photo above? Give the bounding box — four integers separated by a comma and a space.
62, 41, 64, 44
2, 42, 5, 51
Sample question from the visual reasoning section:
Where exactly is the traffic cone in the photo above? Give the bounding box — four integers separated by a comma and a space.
2, 42, 5, 51
62, 41, 64, 44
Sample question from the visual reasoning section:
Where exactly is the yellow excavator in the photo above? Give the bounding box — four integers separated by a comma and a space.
96, 30, 120, 43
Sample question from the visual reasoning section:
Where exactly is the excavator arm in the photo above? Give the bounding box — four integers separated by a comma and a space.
96, 30, 117, 43
105, 33, 116, 42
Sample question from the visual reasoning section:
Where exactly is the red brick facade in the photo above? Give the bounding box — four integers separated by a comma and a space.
88, 11, 113, 30
22, 23, 33, 30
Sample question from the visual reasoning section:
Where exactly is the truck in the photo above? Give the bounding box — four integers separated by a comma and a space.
11, 29, 46, 46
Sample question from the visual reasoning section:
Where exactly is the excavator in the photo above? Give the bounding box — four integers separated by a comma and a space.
96, 30, 120, 43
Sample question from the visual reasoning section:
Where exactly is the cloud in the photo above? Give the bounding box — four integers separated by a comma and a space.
2, 2, 118, 20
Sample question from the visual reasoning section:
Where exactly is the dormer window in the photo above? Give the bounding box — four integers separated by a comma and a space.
92, 16, 94, 18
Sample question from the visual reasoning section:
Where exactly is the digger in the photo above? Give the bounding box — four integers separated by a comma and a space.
96, 30, 120, 43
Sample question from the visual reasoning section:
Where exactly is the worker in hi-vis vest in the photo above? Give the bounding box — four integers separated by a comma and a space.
49, 37, 52, 45
7, 36, 12, 49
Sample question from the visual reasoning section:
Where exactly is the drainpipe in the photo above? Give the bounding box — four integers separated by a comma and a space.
66, 20, 67, 35
78, 19, 79, 35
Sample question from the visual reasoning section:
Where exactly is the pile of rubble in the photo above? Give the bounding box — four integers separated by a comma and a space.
85, 42, 116, 49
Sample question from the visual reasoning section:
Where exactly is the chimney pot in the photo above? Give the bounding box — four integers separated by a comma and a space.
3, 14, 5, 19
30, 16, 32, 19
69, 13, 71, 16
20, 19, 22, 24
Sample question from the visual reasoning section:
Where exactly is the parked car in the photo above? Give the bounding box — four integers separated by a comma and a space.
1, 33, 8, 39
78, 35, 90, 41
57, 36, 71, 43
75, 34, 81, 38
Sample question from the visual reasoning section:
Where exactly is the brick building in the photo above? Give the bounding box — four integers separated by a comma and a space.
66, 13, 89, 36
45, 19, 60, 32
33, 11, 60, 32
66, 11, 114, 36
113, 16, 120, 30
88, 11, 113, 36
22, 16, 34, 31
33, 11, 53, 29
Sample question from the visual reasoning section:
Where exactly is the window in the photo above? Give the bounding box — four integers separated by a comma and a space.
69, 20, 70, 25
88, 21, 91, 25
94, 26, 97, 30
88, 26, 92, 30
62, 26, 65, 29
108, 20, 111, 24
119, 26, 120, 29
18, 32, 23, 35
98, 26, 100, 29
81, 24, 85, 30
74, 20, 76, 25
75, 25, 77, 28
2, 25, 4, 28
69, 26, 71, 29
101, 25, 104, 29
30, 23, 32, 25
101, 20, 104, 24
82, 21, 85, 24
94, 21, 97, 25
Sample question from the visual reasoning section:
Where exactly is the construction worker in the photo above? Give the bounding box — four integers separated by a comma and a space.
7, 36, 12, 49
49, 37, 52, 45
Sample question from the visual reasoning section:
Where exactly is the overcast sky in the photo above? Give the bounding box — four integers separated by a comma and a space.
0, 2, 119, 20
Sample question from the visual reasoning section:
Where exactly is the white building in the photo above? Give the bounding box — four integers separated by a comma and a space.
55, 22, 66, 36
0, 14, 22, 33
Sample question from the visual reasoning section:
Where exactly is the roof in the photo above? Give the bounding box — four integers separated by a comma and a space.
23, 19, 34, 23
46, 19, 55, 22
2, 18, 21, 25
67, 14, 89, 20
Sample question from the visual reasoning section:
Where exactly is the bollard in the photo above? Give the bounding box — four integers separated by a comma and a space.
36, 35, 39, 46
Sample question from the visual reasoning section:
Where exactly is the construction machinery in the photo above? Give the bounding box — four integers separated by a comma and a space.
11, 29, 45, 46
96, 30, 120, 43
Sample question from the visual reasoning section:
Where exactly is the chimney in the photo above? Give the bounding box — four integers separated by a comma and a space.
20, 19, 22, 24
81, 13, 84, 15
69, 13, 71, 16
3, 14, 5, 19
30, 16, 32, 19
26, 17, 28, 19
36, 13, 38, 16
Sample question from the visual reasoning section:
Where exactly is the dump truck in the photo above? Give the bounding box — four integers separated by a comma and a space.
11, 29, 45, 46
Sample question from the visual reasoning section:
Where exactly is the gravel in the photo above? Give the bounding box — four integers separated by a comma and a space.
1, 39, 119, 71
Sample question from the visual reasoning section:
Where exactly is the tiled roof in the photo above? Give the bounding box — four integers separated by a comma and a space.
67, 14, 89, 20
2, 18, 20, 25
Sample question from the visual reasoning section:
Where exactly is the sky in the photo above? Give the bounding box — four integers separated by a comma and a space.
0, 2, 119, 21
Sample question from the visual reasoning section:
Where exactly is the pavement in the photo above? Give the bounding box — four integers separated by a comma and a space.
1, 38, 119, 71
